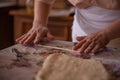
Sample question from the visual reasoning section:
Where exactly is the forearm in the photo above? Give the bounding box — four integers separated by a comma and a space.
104, 19, 120, 40
33, 0, 52, 26
90, 0, 120, 10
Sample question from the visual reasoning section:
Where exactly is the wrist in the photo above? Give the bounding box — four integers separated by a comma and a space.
103, 20, 120, 40
32, 23, 48, 32
102, 29, 113, 42
33, 20, 47, 27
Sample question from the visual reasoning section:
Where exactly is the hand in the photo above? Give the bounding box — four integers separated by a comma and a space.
16, 24, 54, 45
73, 30, 110, 54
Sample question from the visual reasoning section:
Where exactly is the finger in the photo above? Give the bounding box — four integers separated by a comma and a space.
16, 34, 26, 42
47, 32, 54, 40
34, 33, 42, 44
91, 45, 100, 54
72, 39, 86, 50
84, 42, 95, 54
23, 33, 35, 44
19, 34, 30, 44
79, 40, 91, 53
76, 36, 86, 41
34, 28, 49, 44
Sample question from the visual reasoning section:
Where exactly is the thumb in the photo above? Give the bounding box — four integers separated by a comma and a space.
47, 32, 54, 40
76, 36, 86, 41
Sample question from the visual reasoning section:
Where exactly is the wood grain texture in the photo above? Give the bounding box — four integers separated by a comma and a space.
0, 40, 120, 80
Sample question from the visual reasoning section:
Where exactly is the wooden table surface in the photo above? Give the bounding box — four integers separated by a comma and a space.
0, 40, 120, 80
0, 44, 38, 80
0, 40, 74, 80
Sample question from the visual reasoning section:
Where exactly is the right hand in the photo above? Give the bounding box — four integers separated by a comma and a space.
16, 24, 54, 45
73, 30, 110, 54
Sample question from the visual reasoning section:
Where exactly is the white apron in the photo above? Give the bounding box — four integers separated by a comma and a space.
72, 6, 120, 48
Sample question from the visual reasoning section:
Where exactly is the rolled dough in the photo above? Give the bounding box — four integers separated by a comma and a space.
36, 54, 111, 80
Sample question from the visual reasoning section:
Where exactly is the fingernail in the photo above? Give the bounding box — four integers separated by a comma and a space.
20, 41, 22, 44
84, 51, 87, 54
15, 40, 18, 42
34, 42, 36, 44
91, 50, 96, 54
80, 49, 83, 53
23, 42, 26, 45
34, 41, 38, 44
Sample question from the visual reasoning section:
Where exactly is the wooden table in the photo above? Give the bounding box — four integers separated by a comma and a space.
0, 40, 120, 80
0, 40, 74, 80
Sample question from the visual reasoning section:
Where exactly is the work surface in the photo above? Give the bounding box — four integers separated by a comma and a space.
0, 40, 120, 80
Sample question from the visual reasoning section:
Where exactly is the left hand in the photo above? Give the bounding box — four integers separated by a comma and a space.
72, 30, 110, 54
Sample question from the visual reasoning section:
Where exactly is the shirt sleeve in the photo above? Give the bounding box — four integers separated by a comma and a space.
37, 0, 56, 5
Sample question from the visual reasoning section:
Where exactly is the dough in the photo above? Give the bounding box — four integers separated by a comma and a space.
36, 54, 111, 80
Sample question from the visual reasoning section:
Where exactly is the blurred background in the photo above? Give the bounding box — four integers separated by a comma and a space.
0, 0, 74, 50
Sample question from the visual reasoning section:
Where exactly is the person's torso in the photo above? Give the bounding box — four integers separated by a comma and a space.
68, 0, 120, 10
73, 6, 120, 35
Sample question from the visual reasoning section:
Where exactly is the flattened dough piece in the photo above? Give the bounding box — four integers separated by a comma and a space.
36, 54, 111, 80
